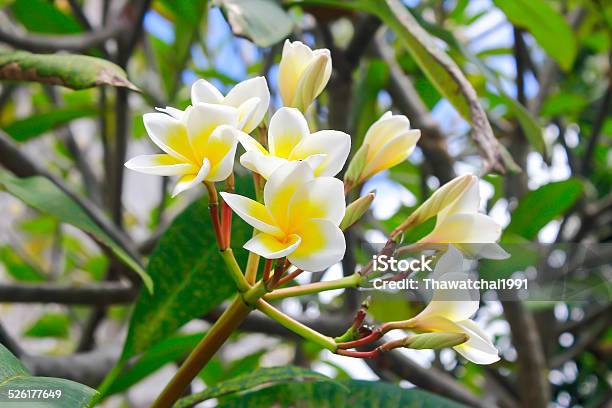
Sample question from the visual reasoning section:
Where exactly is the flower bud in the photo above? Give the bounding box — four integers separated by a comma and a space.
402, 332, 468, 350
360, 112, 420, 180
343, 143, 369, 188
340, 192, 375, 230
278, 40, 332, 111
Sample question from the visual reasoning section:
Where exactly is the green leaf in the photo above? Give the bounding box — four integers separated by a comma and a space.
0, 171, 152, 291
0, 245, 46, 282
219, 0, 294, 47
493, 0, 576, 71
105, 332, 205, 396
506, 179, 583, 240
3, 105, 98, 142
11, 0, 82, 34
0, 51, 138, 91
479, 235, 539, 280
0, 343, 97, 407
218, 379, 468, 407
541, 93, 588, 117
118, 196, 252, 361
175, 366, 338, 408
24, 312, 71, 339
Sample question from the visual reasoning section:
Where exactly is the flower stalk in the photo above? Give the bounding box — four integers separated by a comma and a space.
256, 299, 337, 351
264, 273, 361, 301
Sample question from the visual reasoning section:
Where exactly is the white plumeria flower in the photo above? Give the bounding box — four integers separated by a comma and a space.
220, 161, 346, 271
238, 107, 351, 179
278, 40, 332, 111
413, 175, 508, 259
407, 246, 500, 364
361, 111, 421, 180
125, 103, 242, 197
156, 77, 270, 134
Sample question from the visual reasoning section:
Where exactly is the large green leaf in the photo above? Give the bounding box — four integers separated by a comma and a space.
0, 245, 46, 281
358, 0, 506, 170
3, 105, 98, 142
176, 366, 338, 408
0, 171, 151, 291
506, 179, 583, 240
106, 332, 205, 396
119, 196, 252, 361
0, 52, 138, 91
0, 343, 97, 407
219, 379, 468, 407
24, 312, 71, 339
219, 0, 294, 47
493, 0, 576, 71
10, 0, 82, 34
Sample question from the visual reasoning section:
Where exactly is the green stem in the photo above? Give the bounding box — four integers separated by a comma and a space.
244, 246, 260, 284
220, 249, 250, 292
91, 360, 125, 405
256, 299, 337, 351
151, 295, 252, 408
264, 273, 360, 301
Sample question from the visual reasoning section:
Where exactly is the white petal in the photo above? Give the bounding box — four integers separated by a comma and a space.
143, 112, 193, 162
125, 154, 194, 175
171, 158, 210, 197
205, 125, 239, 182
289, 219, 346, 272
191, 79, 224, 105
264, 161, 314, 228
219, 192, 282, 236
459, 243, 510, 260
240, 151, 287, 179
420, 213, 502, 244
234, 97, 261, 133
453, 319, 500, 364
363, 112, 411, 148
362, 130, 420, 178
289, 177, 346, 226
224, 77, 270, 133
290, 130, 351, 176
432, 245, 464, 279
268, 107, 310, 158
186, 103, 238, 158
155, 106, 185, 120
437, 175, 479, 224
237, 132, 268, 154
293, 51, 332, 110
244, 233, 301, 259
278, 40, 315, 106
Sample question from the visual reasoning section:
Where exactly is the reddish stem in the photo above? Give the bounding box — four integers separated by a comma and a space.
221, 199, 232, 249
262, 259, 273, 282
336, 348, 381, 359
276, 268, 304, 287
208, 205, 225, 250
336, 330, 383, 349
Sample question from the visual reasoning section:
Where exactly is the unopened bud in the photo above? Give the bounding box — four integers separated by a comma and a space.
340, 191, 375, 230
403, 332, 468, 350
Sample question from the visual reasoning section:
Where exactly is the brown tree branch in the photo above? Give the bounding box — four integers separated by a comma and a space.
0, 24, 126, 53
0, 282, 136, 305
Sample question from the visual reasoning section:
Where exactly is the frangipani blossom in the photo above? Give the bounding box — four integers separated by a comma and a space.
238, 107, 350, 179
407, 246, 500, 364
278, 40, 332, 111
220, 161, 346, 271
361, 111, 421, 180
412, 175, 508, 259
125, 103, 241, 197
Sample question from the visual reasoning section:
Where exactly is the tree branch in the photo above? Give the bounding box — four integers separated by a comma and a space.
0, 282, 136, 305
0, 24, 126, 53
